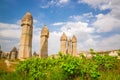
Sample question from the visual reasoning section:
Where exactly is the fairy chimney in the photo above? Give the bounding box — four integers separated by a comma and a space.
67, 39, 71, 55
18, 12, 33, 59
60, 33, 67, 54
72, 35, 77, 56
40, 25, 49, 58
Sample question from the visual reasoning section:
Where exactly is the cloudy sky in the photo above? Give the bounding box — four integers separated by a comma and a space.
0, 0, 120, 55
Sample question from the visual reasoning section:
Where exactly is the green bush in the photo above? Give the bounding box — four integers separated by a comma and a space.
15, 52, 119, 80
0, 69, 23, 80
117, 49, 120, 56
92, 54, 118, 71
0, 51, 119, 80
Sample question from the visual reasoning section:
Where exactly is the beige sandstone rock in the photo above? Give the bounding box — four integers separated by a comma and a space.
67, 39, 71, 55
72, 35, 77, 56
18, 12, 33, 59
60, 33, 67, 54
40, 25, 49, 58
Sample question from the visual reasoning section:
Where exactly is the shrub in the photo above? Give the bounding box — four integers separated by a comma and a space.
117, 49, 120, 56
15, 52, 119, 80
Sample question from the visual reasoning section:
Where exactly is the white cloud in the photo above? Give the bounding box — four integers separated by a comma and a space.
32, 26, 41, 53
52, 22, 65, 26
85, 38, 96, 46
96, 34, 120, 50
61, 21, 94, 35
59, 0, 69, 3
0, 23, 20, 29
40, 0, 70, 8
69, 12, 94, 22
78, 0, 120, 32
79, 0, 110, 9
0, 23, 20, 38
79, 0, 120, 17
33, 19, 38, 23
0, 29, 20, 39
0, 23, 20, 51
99, 2, 111, 10
48, 31, 62, 55
16, 20, 21, 25
32, 33, 40, 53
93, 13, 120, 32
69, 15, 82, 21
82, 12, 93, 18
57, 0, 69, 5
41, 1, 55, 8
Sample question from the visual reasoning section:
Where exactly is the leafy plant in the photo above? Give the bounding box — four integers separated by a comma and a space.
117, 49, 120, 56
90, 48, 97, 55
15, 52, 119, 80
92, 54, 118, 71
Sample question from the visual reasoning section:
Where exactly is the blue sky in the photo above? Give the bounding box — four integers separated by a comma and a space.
0, 0, 120, 55
0, 0, 110, 24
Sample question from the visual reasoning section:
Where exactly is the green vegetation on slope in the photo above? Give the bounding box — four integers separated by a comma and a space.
0, 52, 120, 80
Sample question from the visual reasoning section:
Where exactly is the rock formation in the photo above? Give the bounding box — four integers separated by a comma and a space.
67, 39, 71, 55
72, 35, 77, 56
9, 47, 18, 60
60, 33, 67, 54
18, 12, 33, 59
33, 51, 39, 57
40, 25, 49, 58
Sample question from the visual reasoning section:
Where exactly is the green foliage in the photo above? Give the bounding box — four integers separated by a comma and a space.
61, 55, 81, 79
117, 49, 120, 56
79, 59, 100, 80
0, 69, 6, 75
0, 69, 24, 80
15, 52, 119, 80
0, 52, 119, 80
16, 56, 66, 80
90, 48, 97, 55
92, 54, 118, 71
16, 54, 98, 80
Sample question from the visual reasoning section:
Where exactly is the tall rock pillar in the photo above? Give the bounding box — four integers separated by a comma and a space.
72, 35, 77, 56
67, 39, 71, 55
18, 12, 33, 59
60, 33, 67, 54
40, 25, 49, 58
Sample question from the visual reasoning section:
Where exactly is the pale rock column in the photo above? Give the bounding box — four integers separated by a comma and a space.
40, 25, 49, 58
60, 33, 67, 54
72, 35, 77, 56
67, 39, 71, 55
18, 12, 33, 59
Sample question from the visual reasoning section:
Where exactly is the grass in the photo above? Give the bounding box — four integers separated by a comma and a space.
99, 60, 120, 80
0, 59, 22, 80
0, 59, 8, 71
99, 71, 120, 80
0, 59, 18, 72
